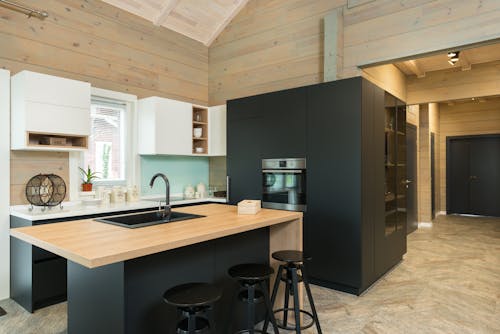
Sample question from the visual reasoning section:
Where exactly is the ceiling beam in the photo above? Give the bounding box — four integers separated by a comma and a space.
205, 0, 249, 46
460, 51, 472, 71
406, 60, 426, 78
153, 0, 180, 26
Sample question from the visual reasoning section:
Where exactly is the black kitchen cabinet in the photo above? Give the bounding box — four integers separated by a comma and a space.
306, 78, 364, 290
227, 97, 263, 204
376, 93, 408, 278
227, 76, 407, 295
10, 206, 188, 313
261, 87, 307, 158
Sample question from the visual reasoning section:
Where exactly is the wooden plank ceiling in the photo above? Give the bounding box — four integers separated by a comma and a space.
100, 0, 248, 46
394, 43, 500, 78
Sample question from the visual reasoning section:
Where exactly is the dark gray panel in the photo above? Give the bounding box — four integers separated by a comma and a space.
447, 138, 471, 214
213, 228, 269, 332
261, 87, 307, 158
67, 261, 125, 334
10, 237, 33, 312
306, 77, 363, 288
469, 136, 500, 216
124, 242, 215, 334
406, 124, 418, 233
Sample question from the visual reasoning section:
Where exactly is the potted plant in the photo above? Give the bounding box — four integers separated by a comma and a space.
79, 166, 100, 192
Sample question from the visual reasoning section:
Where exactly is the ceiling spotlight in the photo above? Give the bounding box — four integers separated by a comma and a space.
447, 51, 460, 65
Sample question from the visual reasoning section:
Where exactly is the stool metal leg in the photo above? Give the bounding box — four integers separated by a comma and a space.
207, 305, 216, 334
187, 310, 196, 334
227, 286, 241, 334
291, 267, 301, 334
258, 281, 279, 334
300, 264, 322, 334
283, 275, 291, 327
262, 265, 283, 333
247, 284, 255, 334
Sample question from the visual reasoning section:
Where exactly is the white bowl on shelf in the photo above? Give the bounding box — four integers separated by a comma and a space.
195, 147, 204, 153
193, 128, 202, 138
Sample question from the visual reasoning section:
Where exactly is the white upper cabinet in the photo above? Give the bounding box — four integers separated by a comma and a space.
138, 97, 226, 156
11, 71, 91, 151
138, 97, 192, 155
208, 105, 226, 156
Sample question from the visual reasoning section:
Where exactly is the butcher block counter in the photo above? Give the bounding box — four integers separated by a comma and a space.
10, 204, 303, 334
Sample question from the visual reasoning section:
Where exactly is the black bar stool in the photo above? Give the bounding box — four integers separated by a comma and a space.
227, 263, 280, 334
263, 250, 322, 333
163, 282, 222, 334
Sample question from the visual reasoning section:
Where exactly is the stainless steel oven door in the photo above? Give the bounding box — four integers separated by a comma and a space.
262, 169, 306, 211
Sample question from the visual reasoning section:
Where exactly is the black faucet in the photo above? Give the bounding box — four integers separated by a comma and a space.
149, 173, 171, 219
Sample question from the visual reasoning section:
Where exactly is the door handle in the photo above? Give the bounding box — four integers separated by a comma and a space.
402, 179, 412, 189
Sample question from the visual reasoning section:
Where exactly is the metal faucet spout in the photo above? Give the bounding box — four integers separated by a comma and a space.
149, 173, 171, 219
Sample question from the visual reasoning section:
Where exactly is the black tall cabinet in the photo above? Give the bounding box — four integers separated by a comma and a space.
227, 77, 407, 295
227, 87, 307, 205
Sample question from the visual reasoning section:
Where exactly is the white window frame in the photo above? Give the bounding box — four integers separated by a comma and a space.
69, 87, 139, 200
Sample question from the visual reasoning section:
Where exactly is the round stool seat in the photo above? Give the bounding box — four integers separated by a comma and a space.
272, 250, 311, 264
228, 263, 274, 281
163, 283, 221, 308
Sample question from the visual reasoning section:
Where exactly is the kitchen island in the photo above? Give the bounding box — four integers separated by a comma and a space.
10, 204, 302, 334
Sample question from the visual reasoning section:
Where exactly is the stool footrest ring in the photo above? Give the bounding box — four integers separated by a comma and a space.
272, 307, 315, 330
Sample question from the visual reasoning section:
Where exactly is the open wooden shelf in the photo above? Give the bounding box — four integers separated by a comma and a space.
27, 132, 88, 150
192, 106, 208, 154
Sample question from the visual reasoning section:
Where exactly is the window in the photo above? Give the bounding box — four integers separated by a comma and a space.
83, 97, 127, 184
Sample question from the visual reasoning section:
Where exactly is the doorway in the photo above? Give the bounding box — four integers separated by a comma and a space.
406, 124, 418, 233
447, 134, 500, 217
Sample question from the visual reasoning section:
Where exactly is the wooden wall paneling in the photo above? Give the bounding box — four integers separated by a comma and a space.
342, 0, 500, 72
209, 0, 346, 105
54, 0, 207, 61
10, 151, 70, 205
347, 0, 375, 9
417, 104, 432, 222
429, 103, 440, 216
209, 0, 500, 105
0, 13, 207, 86
361, 64, 407, 102
212, 0, 346, 47
343, 0, 436, 26
406, 60, 500, 105
0, 0, 209, 105
438, 98, 500, 212
407, 105, 419, 127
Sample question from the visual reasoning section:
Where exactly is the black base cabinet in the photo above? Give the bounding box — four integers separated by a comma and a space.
10, 204, 210, 313
227, 77, 407, 295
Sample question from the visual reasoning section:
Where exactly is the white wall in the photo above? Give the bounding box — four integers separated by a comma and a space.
0, 69, 10, 299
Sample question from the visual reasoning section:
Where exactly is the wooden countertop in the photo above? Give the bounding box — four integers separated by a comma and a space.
10, 204, 302, 269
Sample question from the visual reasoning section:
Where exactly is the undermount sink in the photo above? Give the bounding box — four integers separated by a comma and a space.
95, 211, 205, 229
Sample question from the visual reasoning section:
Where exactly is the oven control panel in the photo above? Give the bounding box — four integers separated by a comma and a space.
262, 158, 306, 169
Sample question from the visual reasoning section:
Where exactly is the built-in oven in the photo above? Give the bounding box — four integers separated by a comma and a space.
262, 158, 306, 212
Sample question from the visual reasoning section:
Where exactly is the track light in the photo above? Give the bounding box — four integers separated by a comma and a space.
447, 51, 460, 66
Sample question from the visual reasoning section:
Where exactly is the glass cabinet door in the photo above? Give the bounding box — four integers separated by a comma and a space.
396, 100, 407, 232
384, 93, 397, 236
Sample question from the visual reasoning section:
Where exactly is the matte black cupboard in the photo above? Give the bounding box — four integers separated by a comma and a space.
227, 77, 408, 295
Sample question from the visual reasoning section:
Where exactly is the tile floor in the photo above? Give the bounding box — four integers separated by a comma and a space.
1, 214, 499, 334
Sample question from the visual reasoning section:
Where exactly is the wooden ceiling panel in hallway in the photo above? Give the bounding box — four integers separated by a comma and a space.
101, 0, 249, 45
394, 42, 500, 78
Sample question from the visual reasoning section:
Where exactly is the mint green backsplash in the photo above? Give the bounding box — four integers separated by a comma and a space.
140, 155, 209, 195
